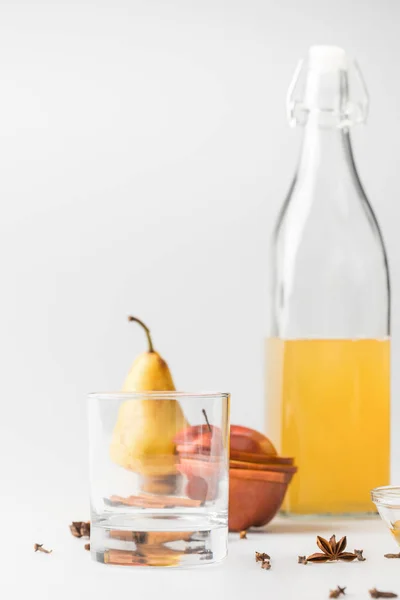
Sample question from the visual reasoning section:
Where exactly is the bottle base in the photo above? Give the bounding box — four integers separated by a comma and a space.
279, 510, 379, 518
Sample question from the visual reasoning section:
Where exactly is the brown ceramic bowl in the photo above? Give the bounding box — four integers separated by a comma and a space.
174, 424, 297, 531
228, 466, 296, 532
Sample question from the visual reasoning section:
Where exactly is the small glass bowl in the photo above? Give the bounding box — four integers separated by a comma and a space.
371, 486, 400, 546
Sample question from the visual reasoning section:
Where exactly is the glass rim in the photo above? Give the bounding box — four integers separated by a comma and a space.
371, 485, 400, 503
88, 391, 230, 401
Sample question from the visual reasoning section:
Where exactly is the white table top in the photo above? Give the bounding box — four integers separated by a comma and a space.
7, 515, 400, 600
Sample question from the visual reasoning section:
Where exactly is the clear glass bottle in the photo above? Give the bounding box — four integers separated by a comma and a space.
266, 46, 390, 515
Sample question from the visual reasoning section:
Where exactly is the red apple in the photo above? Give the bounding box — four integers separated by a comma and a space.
174, 424, 277, 458
177, 458, 222, 502
174, 425, 223, 457
230, 425, 277, 456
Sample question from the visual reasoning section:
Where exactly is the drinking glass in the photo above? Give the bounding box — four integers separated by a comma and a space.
88, 391, 230, 567
372, 486, 400, 546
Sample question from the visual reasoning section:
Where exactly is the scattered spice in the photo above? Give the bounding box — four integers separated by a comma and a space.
298, 555, 308, 564
369, 589, 398, 599
240, 530, 247, 539
354, 549, 366, 561
384, 552, 400, 559
84, 543, 90, 551
306, 535, 357, 563
255, 551, 270, 563
34, 543, 52, 554
255, 551, 271, 570
202, 409, 212, 433
329, 586, 346, 598
70, 521, 90, 538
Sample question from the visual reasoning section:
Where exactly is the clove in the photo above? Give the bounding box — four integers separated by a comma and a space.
34, 543, 52, 554
354, 549, 366, 561
369, 589, 398, 599
329, 586, 346, 598
255, 551, 270, 563
298, 555, 308, 564
70, 521, 90, 538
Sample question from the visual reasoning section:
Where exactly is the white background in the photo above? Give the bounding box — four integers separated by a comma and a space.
2, 0, 400, 531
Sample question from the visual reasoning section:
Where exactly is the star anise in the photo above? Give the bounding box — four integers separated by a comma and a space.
306, 535, 357, 563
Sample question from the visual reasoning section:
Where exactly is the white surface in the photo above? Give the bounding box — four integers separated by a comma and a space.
6, 516, 400, 600
2, 0, 400, 560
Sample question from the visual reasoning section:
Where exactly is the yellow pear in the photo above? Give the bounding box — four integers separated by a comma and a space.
109, 316, 187, 482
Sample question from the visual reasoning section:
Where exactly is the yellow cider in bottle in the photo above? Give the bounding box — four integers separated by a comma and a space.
267, 338, 390, 514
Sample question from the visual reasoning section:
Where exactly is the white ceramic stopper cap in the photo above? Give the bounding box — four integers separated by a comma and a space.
308, 45, 348, 72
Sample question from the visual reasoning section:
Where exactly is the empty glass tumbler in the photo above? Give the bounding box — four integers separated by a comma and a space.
88, 391, 230, 567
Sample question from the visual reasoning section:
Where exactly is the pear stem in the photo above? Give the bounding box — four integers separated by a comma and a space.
202, 409, 212, 433
127, 316, 155, 353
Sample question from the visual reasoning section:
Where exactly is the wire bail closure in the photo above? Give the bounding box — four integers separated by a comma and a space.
286, 55, 369, 128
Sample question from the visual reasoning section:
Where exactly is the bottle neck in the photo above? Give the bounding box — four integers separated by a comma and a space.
296, 118, 359, 187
